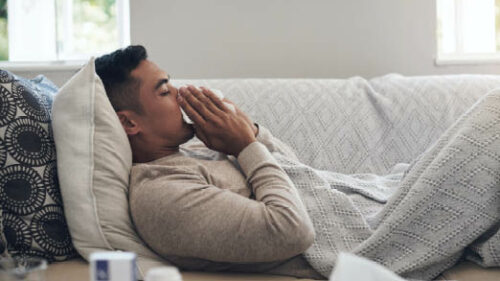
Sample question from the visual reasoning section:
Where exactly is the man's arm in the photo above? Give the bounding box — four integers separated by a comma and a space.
129, 141, 315, 263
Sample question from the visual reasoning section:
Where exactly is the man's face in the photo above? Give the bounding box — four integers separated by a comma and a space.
130, 59, 194, 147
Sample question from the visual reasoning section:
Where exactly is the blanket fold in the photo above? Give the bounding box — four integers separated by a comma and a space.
276, 89, 500, 280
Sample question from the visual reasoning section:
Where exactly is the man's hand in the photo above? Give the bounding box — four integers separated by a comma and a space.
222, 99, 259, 136
178, 85, 256, 157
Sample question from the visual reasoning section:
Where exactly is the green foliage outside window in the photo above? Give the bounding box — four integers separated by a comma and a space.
70, 0, 118, 56
56, 0, 118, 57
0, 0, 7, 61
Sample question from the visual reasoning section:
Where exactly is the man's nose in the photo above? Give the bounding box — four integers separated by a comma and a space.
174, 87, 183, 104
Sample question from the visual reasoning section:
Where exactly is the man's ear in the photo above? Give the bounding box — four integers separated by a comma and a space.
117, 111, 141, 136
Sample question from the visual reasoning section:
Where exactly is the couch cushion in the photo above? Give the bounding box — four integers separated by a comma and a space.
51, 58, 168, 279
0, 69, 75, 261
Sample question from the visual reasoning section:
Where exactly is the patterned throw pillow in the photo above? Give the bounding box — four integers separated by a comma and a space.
0, 69, 75, 262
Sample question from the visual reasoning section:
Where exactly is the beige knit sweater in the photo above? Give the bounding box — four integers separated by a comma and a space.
129, 125, 325, 279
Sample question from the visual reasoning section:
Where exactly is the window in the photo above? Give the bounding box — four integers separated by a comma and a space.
0, 0, 129, 63
0, 0, 6, 61
437, 0, 500, 64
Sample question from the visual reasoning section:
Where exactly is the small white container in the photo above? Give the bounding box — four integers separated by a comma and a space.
145, 266, 183, 281
90, 251, 137, 281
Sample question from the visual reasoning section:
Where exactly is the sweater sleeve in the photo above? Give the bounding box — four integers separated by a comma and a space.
129, 142, 315, 263
254, 124, 301, 162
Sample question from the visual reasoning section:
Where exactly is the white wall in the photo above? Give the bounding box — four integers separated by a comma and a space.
12, 0, 500, 85
129, 0, 500, 79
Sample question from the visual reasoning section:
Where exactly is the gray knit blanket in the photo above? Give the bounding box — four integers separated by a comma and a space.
274, 89, 500, 280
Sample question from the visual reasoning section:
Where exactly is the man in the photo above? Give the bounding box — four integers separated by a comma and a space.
96, 45, 500, 280
95, 45, 325, 279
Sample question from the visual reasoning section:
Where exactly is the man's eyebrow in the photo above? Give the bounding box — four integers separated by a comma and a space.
154, 75, 170, 91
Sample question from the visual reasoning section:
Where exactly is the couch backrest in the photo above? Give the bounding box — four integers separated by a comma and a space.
175, 74, 500, 175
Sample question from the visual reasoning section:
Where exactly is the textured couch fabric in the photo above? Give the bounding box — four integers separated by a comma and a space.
174, 75, 500, 175
48, 74, 500, 280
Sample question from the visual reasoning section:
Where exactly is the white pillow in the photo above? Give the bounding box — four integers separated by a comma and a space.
52, 58, 169, 279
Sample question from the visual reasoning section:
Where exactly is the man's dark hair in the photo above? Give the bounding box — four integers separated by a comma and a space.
95, 45, 148, 114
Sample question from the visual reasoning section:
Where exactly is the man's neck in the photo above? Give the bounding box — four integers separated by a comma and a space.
130, 137, 180, 163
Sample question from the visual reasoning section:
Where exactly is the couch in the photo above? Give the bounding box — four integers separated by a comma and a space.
4, 72, 500, 280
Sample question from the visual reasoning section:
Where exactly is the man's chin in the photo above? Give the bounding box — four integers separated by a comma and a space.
182, 124, 196, 143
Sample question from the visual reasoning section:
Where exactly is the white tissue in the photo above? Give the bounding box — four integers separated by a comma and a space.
145, 266, 182, 281
180, 87, 236, 124
329, 252, 405, 281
